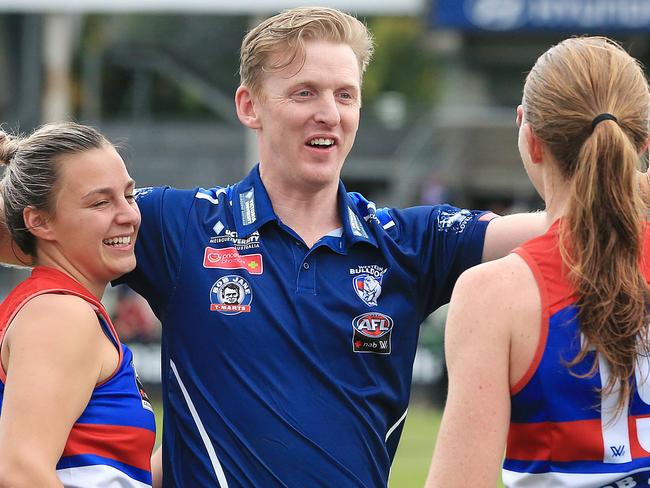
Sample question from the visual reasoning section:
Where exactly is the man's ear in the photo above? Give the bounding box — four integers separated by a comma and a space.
22, 206, 55, 242
524, 124, 544, 164
235, 86, 262, 130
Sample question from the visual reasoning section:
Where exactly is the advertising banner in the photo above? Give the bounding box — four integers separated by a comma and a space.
433, 0, 650, 31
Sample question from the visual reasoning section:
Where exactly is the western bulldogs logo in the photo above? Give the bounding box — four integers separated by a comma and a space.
209, 275, 253, 315
352, 312, 394, 354
437, 208, 473, 234
350, 264, 387, 307
353, 274, 382, 307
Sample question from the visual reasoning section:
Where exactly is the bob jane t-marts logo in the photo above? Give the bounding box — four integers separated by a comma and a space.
209, 275, 253, 315
352, 312, 394, 354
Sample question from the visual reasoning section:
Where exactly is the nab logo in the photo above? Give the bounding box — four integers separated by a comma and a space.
353, 313, 393, 338
610, 445, 626, 457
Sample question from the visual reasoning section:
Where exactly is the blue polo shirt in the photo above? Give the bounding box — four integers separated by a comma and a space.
121, 166, 491, 487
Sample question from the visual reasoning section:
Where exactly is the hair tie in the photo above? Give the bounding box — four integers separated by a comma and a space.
591, 113, 618, 130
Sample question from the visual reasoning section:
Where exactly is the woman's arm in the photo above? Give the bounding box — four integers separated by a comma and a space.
425, 257, 526, 487
151, 446, 163, 488
0, 294, 112, 487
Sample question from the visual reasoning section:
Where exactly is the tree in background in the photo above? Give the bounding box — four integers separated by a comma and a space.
363, 17, 439, 110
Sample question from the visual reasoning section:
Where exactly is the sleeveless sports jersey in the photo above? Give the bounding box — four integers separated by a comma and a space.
505, 221, 650, 487
119, 165, 493, 487
0, 266, 156, 487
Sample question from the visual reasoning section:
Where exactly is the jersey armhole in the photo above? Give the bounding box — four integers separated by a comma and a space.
0, 295, 33, 383
510, 247, 550, 395
94, 311, 124, 387
0, 290, 124, 386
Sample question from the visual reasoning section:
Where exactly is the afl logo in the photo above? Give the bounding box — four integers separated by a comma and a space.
352, 313, 393, 338
209, 275, 253, 315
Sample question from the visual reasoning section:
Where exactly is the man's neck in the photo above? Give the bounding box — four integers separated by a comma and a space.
264, 182, 342, 248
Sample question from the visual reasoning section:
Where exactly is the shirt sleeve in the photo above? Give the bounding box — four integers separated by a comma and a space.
113, 186, 196, 319
384, 204, 491, 317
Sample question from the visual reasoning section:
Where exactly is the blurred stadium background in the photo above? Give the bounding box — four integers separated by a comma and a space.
1, 0, 648, 485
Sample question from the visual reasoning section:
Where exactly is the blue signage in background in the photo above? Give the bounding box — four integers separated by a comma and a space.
433, 0, 650, 31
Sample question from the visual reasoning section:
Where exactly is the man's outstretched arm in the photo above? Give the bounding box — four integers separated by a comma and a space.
481, 211, 547, 263
482, 169, 650, 263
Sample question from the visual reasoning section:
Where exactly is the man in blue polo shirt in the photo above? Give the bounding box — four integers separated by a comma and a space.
0, 6, 546, 488
123, 7, 547, 487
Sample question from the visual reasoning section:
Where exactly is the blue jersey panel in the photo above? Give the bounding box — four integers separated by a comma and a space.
117, 186, 197, 318
125, 166, 489, 487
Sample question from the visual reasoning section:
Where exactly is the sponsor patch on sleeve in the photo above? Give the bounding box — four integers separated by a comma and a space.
436, 208, 474, 234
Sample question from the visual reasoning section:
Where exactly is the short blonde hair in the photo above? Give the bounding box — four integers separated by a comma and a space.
239, 6, 374, 96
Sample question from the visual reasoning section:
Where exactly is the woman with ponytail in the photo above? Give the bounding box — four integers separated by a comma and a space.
426, 37, 650, 487
0, 123, 155, 487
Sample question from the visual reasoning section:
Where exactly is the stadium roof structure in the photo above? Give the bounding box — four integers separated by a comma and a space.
0, 0, 424, 14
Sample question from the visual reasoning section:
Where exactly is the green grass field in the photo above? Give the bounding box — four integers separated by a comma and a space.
389, 408, 442, 486
152, 403, 503, 488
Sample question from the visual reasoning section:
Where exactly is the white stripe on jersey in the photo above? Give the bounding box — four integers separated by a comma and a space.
195, 188, 227, 205
386, 408, 408, 441
57, 464, 150, 488
170, 359, 229, 487
503, 467, 650, 487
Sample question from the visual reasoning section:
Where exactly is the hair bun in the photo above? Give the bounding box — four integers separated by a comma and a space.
0, 131, 19, 166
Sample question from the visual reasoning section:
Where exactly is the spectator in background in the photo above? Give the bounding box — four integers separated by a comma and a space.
0, 123, 155, 487
426, 36, 650, 487
113, 286, 160, 343
420, 170, 450, 206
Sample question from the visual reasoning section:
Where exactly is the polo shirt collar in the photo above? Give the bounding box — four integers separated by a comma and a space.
232, 165, 377, 248
232, 165, 278, 237
338, 181, 378, 249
